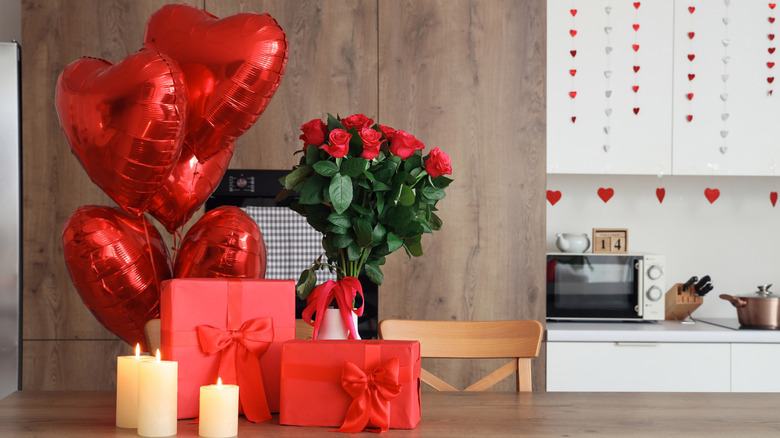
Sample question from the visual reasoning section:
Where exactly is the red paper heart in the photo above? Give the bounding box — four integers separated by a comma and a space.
570, 50, 577, 57
598, 187, 614, 203
769, 77, 776, 84
62, 206, 172, 350
688, 54, 696, 61
656, 188, 666, 203
570, 29, 577, 37
687, 93, 694, 100
633, 44, 640, 52
771, 192, 778, 207
688, 32, 695, 39
705, 188, 720, 204
633, 24, 640, 31
570, 9, 577, 16
771, 17, 776, 23
55, 51, 188, 216
771, 48, 777, 54
770, 34, 776, 41
144, 4, 288, 162
633, 107, 640, 114
633, 66, 640, 73
771, 3, 777, 9
569, 91, 577, 98
632, 85, 640, 92
689, 6, 695, 13
688, 74, 696, 80
547, 190, 562, 206
174, 206, 267, 278
570, 69, 577, 76
634, 2, 641, 9
686, 115, 693, 122
571, 116, 577, 123
769, 62, 776, 68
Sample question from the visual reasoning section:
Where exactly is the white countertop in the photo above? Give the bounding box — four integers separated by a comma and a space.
547, 319, 780, 343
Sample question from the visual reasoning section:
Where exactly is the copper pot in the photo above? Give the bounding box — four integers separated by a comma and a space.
720, 285, 780, 329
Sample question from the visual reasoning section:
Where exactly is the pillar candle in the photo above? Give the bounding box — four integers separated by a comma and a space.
199, 378, 239, 438
116, 344, 153, 428
138, 350, 178, 437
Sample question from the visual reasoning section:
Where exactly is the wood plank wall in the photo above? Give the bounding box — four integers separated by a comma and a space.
21, 0, 546, 391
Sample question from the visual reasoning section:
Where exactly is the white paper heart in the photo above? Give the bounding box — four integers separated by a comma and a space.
605, 46, 613, 54
604, 70, 613, 78
721, 130, 729, 138
722, 74, 730, 82
603, 144, 611, 152
605, 6, 612, 14
722, 56, 730, 64
605, 90, 612, 98
722, 39, 730, 47
721, 113, 730, 121
720, 146, 728, 154
604, 126, 611, 134
723, 17, 730, 25
605, 108, 613, 116
604, 26, 612, 34
721, 93, 729, 101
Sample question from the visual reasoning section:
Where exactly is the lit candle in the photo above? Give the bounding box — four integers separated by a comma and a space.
199, 377, 239, 438
138, 349, 178, 437
116, 344, 153, 428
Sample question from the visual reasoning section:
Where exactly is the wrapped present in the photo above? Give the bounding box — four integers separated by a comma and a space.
280, 340, 421, 432
160, 278, 295, 421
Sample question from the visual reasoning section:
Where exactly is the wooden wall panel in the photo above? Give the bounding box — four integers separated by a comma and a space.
377, 0, 547, 390
22, 340, 130, 390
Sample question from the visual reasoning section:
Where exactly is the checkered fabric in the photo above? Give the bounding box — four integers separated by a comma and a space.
244, 206, 337, 284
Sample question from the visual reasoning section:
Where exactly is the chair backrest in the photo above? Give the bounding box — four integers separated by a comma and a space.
295, 319, 315, 340
378, 319, 543, 392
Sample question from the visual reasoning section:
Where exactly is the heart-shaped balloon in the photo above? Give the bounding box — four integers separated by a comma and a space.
55, 51, 188, 216
174, 206, 267, 278
62, 206, 173, 350
147, 142, 235, 233
144, 3, 288, 161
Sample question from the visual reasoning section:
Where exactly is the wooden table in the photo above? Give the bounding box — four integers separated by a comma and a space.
1, 390, 779, 437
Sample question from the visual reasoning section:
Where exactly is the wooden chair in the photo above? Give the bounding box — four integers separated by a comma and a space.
378, 319, 543, 392
295, 319, 315, 340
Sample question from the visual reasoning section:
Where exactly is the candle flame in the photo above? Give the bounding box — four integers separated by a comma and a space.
135, 343, 140, 359
217, 377, 222, 389
156, 349, 161, 362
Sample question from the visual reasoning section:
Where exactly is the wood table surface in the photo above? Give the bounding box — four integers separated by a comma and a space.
1, 390, 779, 437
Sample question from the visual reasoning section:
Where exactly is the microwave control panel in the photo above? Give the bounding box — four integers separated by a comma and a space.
641, 255, 665, 320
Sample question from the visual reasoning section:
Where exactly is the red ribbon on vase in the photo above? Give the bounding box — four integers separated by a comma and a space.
197, 316, 274, 422
337, 357, 402, 433
302, 276, 365, 340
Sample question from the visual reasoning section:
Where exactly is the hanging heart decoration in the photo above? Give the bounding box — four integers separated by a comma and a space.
633, 107, 640, 114
546, 190, 562, 206
771, 192, 778, 207
656, 188, 665, 204
598, 187, 615, 203
704, 188, 720, 204
686, 115, 693, 122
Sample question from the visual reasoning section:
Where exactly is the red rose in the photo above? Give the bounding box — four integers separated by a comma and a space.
379, 125, 396, 143
389, 130, 424, 159
299, 118, 328, 147
341, 114, 374, 131
424, 147, 452, 177
359, 127, 385, 159
321, 129, 351, 158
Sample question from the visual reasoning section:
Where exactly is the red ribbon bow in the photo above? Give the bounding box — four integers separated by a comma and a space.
197, 317, 273, 422
338, 357, 402, 433
302, 277, 364, 340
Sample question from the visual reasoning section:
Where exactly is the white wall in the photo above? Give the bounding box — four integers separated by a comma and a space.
547, 174, 780, 319
0, 0, 21, 43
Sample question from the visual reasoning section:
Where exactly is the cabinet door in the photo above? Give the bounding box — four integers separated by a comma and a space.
547, 342, 730, 392
731, 344, 780, 392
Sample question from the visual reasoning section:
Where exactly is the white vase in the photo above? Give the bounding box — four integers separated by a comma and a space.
317, 308, 361, 340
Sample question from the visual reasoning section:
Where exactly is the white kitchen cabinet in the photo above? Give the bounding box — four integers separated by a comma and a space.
731, 343, 780, 392
547, 341, 731, 392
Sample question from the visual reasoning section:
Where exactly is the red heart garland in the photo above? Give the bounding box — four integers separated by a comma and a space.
633, 66, 640, 73
771, 17, 777, 23
598, 188, 614, 203
704, 188, 720, 204
633, 107, 640, 114
633, 24, 640, 31
569, 91, 577, 98
688, 74, 696, 80
688, 32, 695, 39
686, 115, 693, 122
770, 34, 776, 41
769, 77, 776, 84
570, 69, 577, 76
547, 190, 562, 206
570, 9, 577, 16
632, 85, 640, 92
769, 62, 776, 68
689, 6, 695, 13
656, 188, 666, 204
687, 93, 694, 100
771, 192, 778, 207
634, 2, 641, 9
571, 116, 577, 123
633, 44, 640, 52
770, 48, 776, 54
688, 54, 696, 61
771, 3, 777, 10
570, 50, 577, 57
570, 29, 577, 37
144, 4, 288, 162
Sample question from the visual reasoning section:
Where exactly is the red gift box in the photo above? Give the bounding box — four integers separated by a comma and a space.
160, 278, 295, 421
280, 340, 421, 432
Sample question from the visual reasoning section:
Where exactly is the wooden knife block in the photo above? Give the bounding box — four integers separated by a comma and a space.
664, 283, 703, 321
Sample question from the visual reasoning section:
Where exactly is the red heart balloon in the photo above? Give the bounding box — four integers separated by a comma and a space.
55, 51, 188, 216
598, 187, 614, 203
771, 192, 778, 207
547, 190, 562, 206
62, 206, 173, 350
147, 142, 235, 233
174, 206, 267, 278
656, 188, 666, 203
705, 188, 720, 204
144, 3, 288, 162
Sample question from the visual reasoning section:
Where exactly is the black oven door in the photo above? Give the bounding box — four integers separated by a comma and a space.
546, 254, 641, 320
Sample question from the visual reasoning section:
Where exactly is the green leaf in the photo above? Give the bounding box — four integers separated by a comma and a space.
313, 160, 339, 177
347, 241, 362, 261
429, 212, 442, 231
327, 113, 344, 131
399, 184, 416, 206
282, 165, 312, 190
350, 203, 372, 217
432, 175, 454, 188
326, 224, 348, 234
371, 222, 387, 245
385, 205, 415, 228
353, 216, 373, 247
386, 232, 404, 253
388, 171, 407, 205
371, 180, 391, 191
404, 235, 423, 257
422, 186, 446, 201
376, 192, 386, 216
364, 262, 384, 285
329, 174, 353, 214
327, 212, 352, 228
306, 144, 320, 165
403, 153, 423, 172
373, 160, 398, 184
296, 268, 317, 300
342, 157, 369, 178
333, 233, 353, 249
299, 174, 327, 204
303, 204, 331, 233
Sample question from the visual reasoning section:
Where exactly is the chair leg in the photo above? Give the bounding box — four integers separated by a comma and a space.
517, 358, 533, 392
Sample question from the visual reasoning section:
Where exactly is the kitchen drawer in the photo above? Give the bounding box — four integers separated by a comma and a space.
731, 344, 780, 393
547, 342, 730, 392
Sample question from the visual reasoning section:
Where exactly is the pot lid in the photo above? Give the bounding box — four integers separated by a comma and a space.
736, 284, 779, 299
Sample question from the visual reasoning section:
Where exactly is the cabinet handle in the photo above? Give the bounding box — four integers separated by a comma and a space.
615, 342, 660, 347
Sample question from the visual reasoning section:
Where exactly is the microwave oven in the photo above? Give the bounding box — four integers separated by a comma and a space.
546, 253, 665, 321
